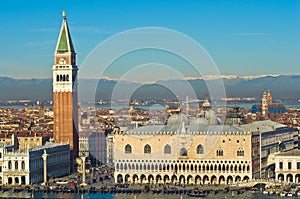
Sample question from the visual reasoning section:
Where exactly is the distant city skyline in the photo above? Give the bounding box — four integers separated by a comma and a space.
0, 0, 299, 80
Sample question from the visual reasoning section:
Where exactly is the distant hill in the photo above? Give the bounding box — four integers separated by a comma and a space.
0, 77, 52, 101
0, 75, 300, 102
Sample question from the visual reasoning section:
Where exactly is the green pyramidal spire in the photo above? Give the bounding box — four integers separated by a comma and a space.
55, 11, 75, 53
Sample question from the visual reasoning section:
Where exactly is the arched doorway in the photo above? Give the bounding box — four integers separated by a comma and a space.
156, 175, 162, 184
295, 174, 300, 183
163, 175, 170, 183
179, 175, 185, 184
187, 175, 193, 185
203, 175, 209, 184
148, 174, 154, 184
278, 173, 284, 181
8, 177, 12, 185
235, 176, 241, 182
117, 174, 123, 183
132, 174, 139, 184
171, 175, 177, 183
211, 175, 217, 184
195, 175, 201, 185
243, 176, 250, 182
227, 176, 233, 184
287, 174, 293, 183
219, 175, 225, 184
125, 174, 130, 183
140, 174, 146, 184
15, 177, 19, 184
21, 176, 26, 185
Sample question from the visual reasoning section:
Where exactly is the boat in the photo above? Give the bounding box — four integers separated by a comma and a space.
214, 189, 220, 194
280, 191, 287, 197
152, 189, 162, 194
250, 187, 258, 193
263, 190, 269, 195
287, 192, 293, 197
269, 190, 275, 195
187, 192, 207, 197
237, 189, 245, 194
223, 187, 230, 193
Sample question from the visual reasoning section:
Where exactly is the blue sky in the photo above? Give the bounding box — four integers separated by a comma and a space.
0, 0, 299, 79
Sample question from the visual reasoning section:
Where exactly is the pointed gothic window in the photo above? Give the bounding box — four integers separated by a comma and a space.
164, 144, 171, 154
197, 144, 204, 154
216, 148, 223, 156
144, 144, 151, 154
21, 161, 25, 170
125, 144, 132, 154
8, 161, 12, 169
237, 148, 244, 156
56, 75, 59, 82
180, 148, 187, 156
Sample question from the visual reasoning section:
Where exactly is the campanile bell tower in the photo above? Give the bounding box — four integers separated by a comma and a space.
52, 11, 78, 171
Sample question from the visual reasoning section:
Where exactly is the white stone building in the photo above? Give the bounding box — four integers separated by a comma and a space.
0, 142, 70, 185
274, 149, 300, 183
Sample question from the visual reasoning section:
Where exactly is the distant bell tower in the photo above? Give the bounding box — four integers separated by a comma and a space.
52, 11, 78, 171
261, 90, 268, 117
267, 89, 272, 105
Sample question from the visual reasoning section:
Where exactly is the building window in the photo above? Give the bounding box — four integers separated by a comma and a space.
144, 144, 151, 154
21, 161, 25, 170
164, 144, 171, 154
288, 162, 292, 169
180, 148, 187, 156
237, 148, 244, 156
216, 148, 223, 156
15, 161, 18, 170
125, 144, 132, 154
196, 144, 204, 154
279, 162, 283, 169
8, 161, 12, 169
0, 152, 2, 158
0, 166, 2, 172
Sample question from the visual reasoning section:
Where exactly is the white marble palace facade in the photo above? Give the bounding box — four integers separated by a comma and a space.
108, 124, 253, 185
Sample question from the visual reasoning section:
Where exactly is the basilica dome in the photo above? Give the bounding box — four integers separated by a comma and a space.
167, 112, 189, 126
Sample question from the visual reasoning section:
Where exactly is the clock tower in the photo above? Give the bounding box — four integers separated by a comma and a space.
52, 11, 78, 171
